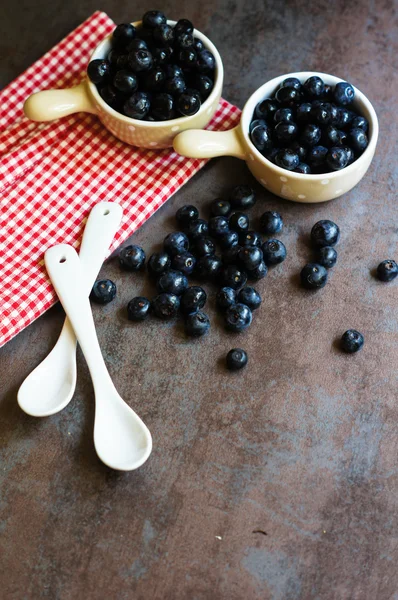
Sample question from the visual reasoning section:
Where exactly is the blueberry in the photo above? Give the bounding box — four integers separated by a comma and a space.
300, 263, 328, 289
239, 231, 262, 247
177, 90, 201, 116
127, 296, 151, 321
216, 287, 236, 311
90, 279, 116, 304
210, 199, 231, 217
311, 104, 332, 126
209, 216, 230, 238
255, 98, 278, 120
142, 10, 167, 29
296, 103, 312, 122
186, 219, 209, 240
282, 77, 302, 91
307, 145, 328, 167
262, 239, 287, 265
128, 49, 153, 72
193, 38, 204, 52
184, 310, 210, 336
178, 48, 197, 68
222, 245, 241, 265
322, 84, 333, 99
174, 19, 194, 36
195, 255, 222, 281
326, 147, 349, 171
294, 162, 311, 174
229, 212, 249, 233
153, 24, 175, 46
315, 246, 337, 269
164, 231, 189, 256
151, 93, 175, 120
348, 128, 368, 154
237, 286, 262, 310
123, 91, 151, 119
336, 108, 354, 129
196, 50, 215, 73
99, 85, 119, 108
238, 246, 263, 270
250, 122, 273, 152
300, 123, 322, 147
193, 74, 214, 100
87, 59, 110, 84
192, 236, 216, 257
112, 23, 136, 48
152, 293, 180, 319
165, 64, 183, 79
157, 269, 188, 295
152, 47, 173, 66
176, 205, 199, 227
274, 107, 294, 123
113, 70, 138, 94
147, 251, 171, 277
127, 38, 148, 52
289, 141, 307, 161
303, 76, 325, 98
141, 68, 166, 92
311, 220, 340, 247
322, 125, 347, 147
119, 244, 146, 270
108, 49, 124, 65
259, 211, 283, 235
341, 329, 364, 353
219, 230, 239, 249
226, 348, 248, 370
275, 149, 299, 171
175, 32, 194, 49
181, 286, 207, 314
275, 86, 300, 106
274, 121, 298, 143
342, 145, 355, 165
222, 265, 248, 290
247, 261, 268, 281
334, 82, 355, 106
328, 104, 340, 126
376, 259, 398, 282
224, 303, 253, 332
351, 115, 368, 132
171, 252, 196, 275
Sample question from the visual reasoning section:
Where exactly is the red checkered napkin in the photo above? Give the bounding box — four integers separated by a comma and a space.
0, 11, 241, 348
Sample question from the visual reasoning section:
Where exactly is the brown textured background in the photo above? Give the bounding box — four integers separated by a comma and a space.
1, 1, 398, 599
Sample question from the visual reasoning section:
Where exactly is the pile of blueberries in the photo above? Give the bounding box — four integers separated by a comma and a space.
87, 11, 216, 121
250, 76, 369, 174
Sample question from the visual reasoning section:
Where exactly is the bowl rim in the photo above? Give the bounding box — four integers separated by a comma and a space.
240, 71, 379, 180
87, 19, 224, 127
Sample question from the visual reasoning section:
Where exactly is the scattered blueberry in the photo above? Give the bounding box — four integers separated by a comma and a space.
230, 185, 256, 210
300, 263, 328, 289
119, 245, 146, 270
152, 292, 180, 319
219, 230, 239, 249
222, 265, 248, 290
157, 269, 188, 295
315, 246, 337, 269
216, 287, 236, 311
224, 303, 253, 332
90, 279, 117, 304
210, 199, 231, 217
247, 261, 268, 281
259, 211, 283, 235
147, 251, 171, 277
164, 231, 189, 256
238, 246, 263, 271
239, 231, 262, 247
176, 205, 199, 227
341, 329, 364, 353
262, 239, 287, 266
127, 296, 151, 320
311, 220, 340, 248
195, 255, 222, 281
226, 348, 248, 371
186, 219, 209, 240
376, 260, 398, 282
209, 216, 230, 238
171, 252, 197, 275
222, 245, 241, 265
184, 311, 210, 337
229, 212, 249, 233
237, 287, 262, 310
192, 236, 216, 257
180, 286, 207, 314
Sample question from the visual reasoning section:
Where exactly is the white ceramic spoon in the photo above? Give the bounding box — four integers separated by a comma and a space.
18, 202, 122, 417
44, 243, 152, 471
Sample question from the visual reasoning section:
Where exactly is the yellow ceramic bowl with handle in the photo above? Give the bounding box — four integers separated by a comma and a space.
23, 21, 224, 149
173, 71, 378, 203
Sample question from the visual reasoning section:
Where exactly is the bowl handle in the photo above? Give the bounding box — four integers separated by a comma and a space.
23, 80, 97, 122
173, 126, 246, 160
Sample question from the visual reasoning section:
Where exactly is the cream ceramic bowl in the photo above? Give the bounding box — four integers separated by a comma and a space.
173, 71, 378, 203
23, 21, 224, 149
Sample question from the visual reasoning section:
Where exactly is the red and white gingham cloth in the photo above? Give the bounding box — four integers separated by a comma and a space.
0, 11, 240, 348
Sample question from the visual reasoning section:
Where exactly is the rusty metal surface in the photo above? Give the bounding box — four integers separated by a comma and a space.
1, 1, 398, 598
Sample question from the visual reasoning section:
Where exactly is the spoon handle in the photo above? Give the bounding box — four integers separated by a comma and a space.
45, 244, 115, 392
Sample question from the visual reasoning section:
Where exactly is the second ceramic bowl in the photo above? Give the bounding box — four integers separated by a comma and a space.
173, 71, 379, 203
23, 21, 224, 149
